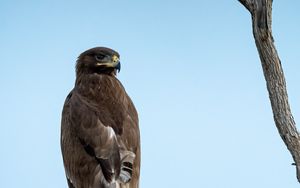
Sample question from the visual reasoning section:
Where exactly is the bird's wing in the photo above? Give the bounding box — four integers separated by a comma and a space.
69, 92, 121, 183
115, 94, 139, 184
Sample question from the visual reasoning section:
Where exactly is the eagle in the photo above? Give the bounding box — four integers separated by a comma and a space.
61, 47, 140, 188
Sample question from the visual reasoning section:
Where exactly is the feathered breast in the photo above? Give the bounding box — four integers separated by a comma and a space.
75, 73, 130, 135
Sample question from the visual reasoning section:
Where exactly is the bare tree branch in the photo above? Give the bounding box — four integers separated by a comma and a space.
238, 0, 300, 182
238, 0, 253, 12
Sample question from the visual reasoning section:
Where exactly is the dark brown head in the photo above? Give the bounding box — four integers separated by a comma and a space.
76, 47, 121, 77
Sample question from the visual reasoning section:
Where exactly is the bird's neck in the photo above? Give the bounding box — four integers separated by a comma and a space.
75, 73, 124, 101
75, 73, 116, 86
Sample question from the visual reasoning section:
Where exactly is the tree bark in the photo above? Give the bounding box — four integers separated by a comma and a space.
238, 0, 300, 182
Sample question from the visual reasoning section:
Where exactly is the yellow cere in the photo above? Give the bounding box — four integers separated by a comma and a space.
112, 55, 119, 63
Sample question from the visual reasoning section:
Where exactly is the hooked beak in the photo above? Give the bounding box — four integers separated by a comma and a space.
96, 55, 121, 72
115, 61, 121, 72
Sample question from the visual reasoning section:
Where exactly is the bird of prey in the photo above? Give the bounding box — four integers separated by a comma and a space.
61, 47, 140, 188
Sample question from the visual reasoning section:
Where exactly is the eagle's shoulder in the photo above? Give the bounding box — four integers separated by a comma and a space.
62, 90, 73, 109
61, 90, 74, 130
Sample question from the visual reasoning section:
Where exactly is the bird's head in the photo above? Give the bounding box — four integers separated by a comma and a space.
76, 47, 121, 77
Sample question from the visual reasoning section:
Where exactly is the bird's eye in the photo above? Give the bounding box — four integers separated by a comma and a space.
95, 54, 106, 61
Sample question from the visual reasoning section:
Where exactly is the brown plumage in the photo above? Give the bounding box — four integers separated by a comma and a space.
61, 47, 140, 188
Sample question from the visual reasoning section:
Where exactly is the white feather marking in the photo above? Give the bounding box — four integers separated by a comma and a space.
107, 127, 115, 139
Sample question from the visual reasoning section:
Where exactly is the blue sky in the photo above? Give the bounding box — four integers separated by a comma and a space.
1, 1, 300, 187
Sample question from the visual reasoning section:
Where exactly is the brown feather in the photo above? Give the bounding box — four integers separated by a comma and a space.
61, 47, 140, 188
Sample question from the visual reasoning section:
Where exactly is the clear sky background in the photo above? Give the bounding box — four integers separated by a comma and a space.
1, 1, 299, 187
